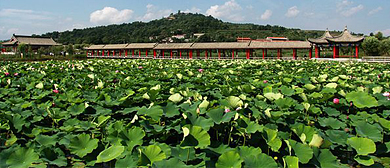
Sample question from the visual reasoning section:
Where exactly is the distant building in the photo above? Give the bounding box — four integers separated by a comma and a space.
236, 37, 289, 42
1, 34, 61, 53
266, 37, 289, 41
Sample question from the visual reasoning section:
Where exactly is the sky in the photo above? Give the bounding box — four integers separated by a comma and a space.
0, 0, 389, 40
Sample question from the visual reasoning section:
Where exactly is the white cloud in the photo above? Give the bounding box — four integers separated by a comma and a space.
260, 10, 272, 20
341, 4, 364, 17
206, 0, 244, 22
0, 9, 52, 20
183, 7, 201, 13
380, 29, 390, 37
139, 4, 173, 21
368, 7, 382, 15
285, 6, 300, 18
337, 0, 353, 12
90, 7, 134, 24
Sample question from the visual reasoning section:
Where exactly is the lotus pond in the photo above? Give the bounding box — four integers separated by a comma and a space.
0, 59, 389, 168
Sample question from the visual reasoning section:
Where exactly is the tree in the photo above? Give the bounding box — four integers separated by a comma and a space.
380, 38, 390, 56
17, 43, 27, 58
362, 36, 380, 56
66, 44, 74, 56
375, 32, 384, 40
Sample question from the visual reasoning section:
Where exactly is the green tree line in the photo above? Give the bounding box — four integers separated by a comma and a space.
362, 32, 390, 56
41, 12, 342, 45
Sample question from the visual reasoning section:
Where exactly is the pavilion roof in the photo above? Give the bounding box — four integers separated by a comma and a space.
103, 44, 128, 49
307, 29, 333, 44
191, 42, 250, 49
3, 35, 61, 46
326, 27, 364, 43
125, 43, 157, 49
249, 41, 311, 49
86, 45, 105, 50
154, 43, 193, 49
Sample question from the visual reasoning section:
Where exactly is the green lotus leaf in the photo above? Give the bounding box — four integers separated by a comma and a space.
280, 86, 295, 96
347, 137, 376, 155
171, 146, 196, 161
238, 146, 262, 160
68, 133, 99, 158
309, 134, 323, 148
354, 155, 375, 166
67, 103, 86, 116
354, 121, 382, 142
169, 93, 183, 103
227, 96, 243, 108
346, 91, 378, 108
137, 106, 164, 121
304, 84, 316, 90
199, 99, 210, 109
96, 145, 124, 163
121, 127, 145, 151
289, 140, 313, 164
216, 151, 243, 168
325, 130, 348, 145
181, 125, 210, 148
378, 118, 390, 130
318, 117, 346, 129
36, 134, 57, 147
264, 92, 283, 101
188, 115, 214, 131
163, 102, 180, 118
5, 134, 17, 147
115, 156, 137, 168
153, 158, 190, 168
243, 153, 278, 168
284, 156, 299, 168
206, 108, 236, 124
316, 149, 341, 168
275, 97, 295, 109
6, 147, 39, 168
325, 83, 337, 89
291, 124, 316, 143
139, 145, 166, 166
40, 148, 67, 167
35, 82, 44, 89
264, 128, 282, 152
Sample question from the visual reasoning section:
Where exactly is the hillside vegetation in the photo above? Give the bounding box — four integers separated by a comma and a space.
42, 12, 337, 45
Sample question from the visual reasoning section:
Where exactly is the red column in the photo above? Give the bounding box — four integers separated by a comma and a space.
189, 50, 193, 59
179, 50, 182, 59
86, 50, 89, 56
315, 47, 319, 58
218, 49, 221, 59
139, 49, 141, 57
309, 48, 312, 59
262, 49, 265, 59
132, 50, 134, 57
246, 49, 250, 59
293, 49, 297, 60
333, 46, 336, 59
232, 49, 235, 59
277, 49, 281, 59
205, 50, 208, 59
102, 50, 105, 56
145, 50, 148, 57
162, 50, 164, 58
113, 50, 115, 56
119, 50, 121, 56
355, 46, 359, 58
125, 50, 128, 57
153, 50, 156, 58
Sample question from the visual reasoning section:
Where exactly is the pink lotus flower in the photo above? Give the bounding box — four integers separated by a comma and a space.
333, 98, 339, 104
198, 69, 203, 73
344, 128, 349, 132
115, 70, 119, 73
346, 115, 349, 120
4, 72, 10, 76
263, 80, 268, 83
52, 89, 59, 94
13, 73, 18, 76
138, 66, 143, 69
224, 108, 231, 113
383, 92, 390, 97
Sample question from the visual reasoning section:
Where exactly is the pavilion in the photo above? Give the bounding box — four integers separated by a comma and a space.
308, 27, 364, 59
1, 34, 61, 53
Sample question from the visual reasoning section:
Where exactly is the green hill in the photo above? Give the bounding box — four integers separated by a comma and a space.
41, 12, 339, 45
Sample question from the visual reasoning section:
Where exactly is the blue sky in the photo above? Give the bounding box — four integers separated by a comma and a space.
0, 0, 389, 40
